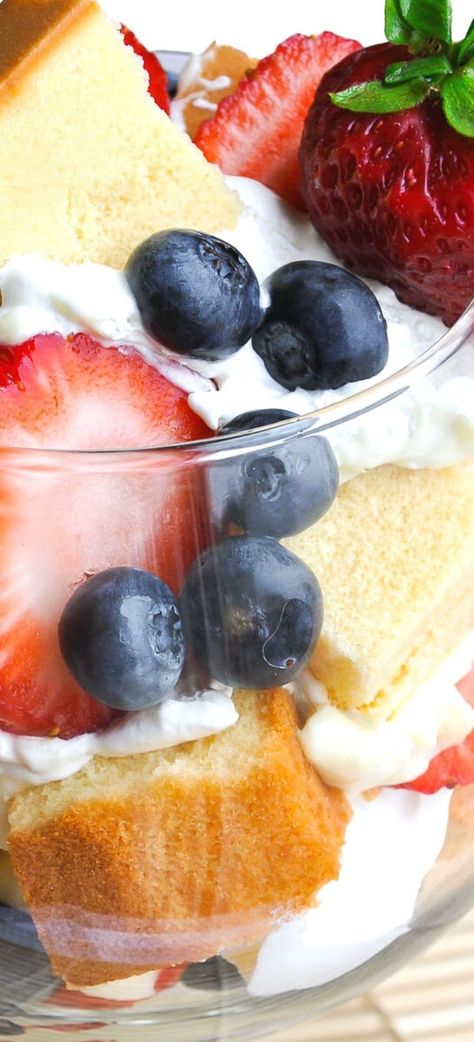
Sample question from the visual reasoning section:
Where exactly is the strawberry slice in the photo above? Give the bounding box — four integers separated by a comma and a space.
0, 333, 210, 738
120, 25, 170, 114
399, 665, 474, 795
194, 32, 361, 209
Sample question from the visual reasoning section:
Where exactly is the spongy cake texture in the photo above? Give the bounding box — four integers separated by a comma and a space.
8, 689, 350, 987
0, 0, 238, 267
286, 464, 474, 716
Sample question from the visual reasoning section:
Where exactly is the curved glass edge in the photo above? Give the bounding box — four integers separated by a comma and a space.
0, 298, 473, 467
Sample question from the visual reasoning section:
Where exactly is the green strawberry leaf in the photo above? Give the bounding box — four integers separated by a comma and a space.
441, 65, 474, 136
384, 0, 414, 44
330, 77, 429, 114
399, 0, 452, 44
458, 19, 474, 65
384, 0, 429, 49
385, 54, 453, 84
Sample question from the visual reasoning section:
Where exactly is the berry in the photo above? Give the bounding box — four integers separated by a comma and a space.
195, 33, 361, 209
219, 409, 296, 434
300, 41, 474, 326
180, 536, 322, 688
182, 957, 244, 991
210, 416, 339, 538
120, 26, 170, 113
252, 261, 388, 390
59, 567, 184, 710
0, 333, 210, 737
399, 666, 474, 794
126, 230, 262, 361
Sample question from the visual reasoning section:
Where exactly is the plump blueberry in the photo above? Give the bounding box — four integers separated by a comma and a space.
59, 567, 184, 710
210, 411, 339, 538
252, 261, 389, 390
219, 409, 296, 434
125, 230, 262, 361
181, 956, 244, 991
180, 536, 322, 688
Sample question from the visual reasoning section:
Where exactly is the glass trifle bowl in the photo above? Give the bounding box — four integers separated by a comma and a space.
0, 279, 472, 1040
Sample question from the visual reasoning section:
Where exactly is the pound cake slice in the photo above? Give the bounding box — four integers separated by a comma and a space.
0, 0, 238, 267
8, 689, 350, 988
285, 463, 474, 717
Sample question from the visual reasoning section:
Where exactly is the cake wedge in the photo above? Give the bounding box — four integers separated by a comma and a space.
0, 0, 238, 267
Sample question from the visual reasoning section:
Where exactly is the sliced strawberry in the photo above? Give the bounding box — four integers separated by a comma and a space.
0, 334, 210, 738
194, 33, 361, 209
399, 665, 474, 795
120, 25, 170, 114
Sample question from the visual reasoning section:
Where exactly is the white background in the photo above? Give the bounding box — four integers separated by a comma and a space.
100, 0, 471, 56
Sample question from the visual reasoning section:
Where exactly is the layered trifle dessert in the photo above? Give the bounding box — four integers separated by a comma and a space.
0, 0, 473, 1013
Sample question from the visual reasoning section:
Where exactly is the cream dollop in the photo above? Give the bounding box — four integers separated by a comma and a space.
299, 633, 474, 792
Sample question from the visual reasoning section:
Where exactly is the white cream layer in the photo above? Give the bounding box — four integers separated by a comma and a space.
299, 632, 474, 793
0, 687, 235, 787
0, 178, 472, 482
248, 787, 452, 996
0, 687, 236, 849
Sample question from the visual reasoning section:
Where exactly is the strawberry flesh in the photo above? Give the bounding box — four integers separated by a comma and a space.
398, 664, 474, 794
0, 334, 210, 738
120, 25, 170, 114
300, 43, 474, 326
195, 33, 361, 209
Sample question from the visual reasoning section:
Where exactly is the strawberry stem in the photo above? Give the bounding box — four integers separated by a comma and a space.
331, 0, 474, 136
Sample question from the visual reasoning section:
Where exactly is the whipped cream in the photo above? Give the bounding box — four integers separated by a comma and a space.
0, 178, 472, 481
248, 787, 452, 996
0, 688, 237, 848
79, 970, 160, 1002
299, 632, 474, 792
0, 687, 236, 786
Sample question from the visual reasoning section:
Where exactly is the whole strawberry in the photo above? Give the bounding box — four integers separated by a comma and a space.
300, 0, 474, 326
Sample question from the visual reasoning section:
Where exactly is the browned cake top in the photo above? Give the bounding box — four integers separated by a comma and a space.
0, 0, 93, 90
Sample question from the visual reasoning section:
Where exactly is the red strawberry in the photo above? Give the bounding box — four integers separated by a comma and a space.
399, 665, 474, 794
300, 12, 474, 326
195, 33, 361, 209
0, 334, 210, 739
121, 25, 170, 114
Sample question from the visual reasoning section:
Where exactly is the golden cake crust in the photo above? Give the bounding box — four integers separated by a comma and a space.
0, 0, 92, 95
8, 689, 350, 987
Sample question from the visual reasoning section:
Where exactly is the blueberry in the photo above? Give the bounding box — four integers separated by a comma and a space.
181, 956, 244, 991
165, 70, 179, 98
59, 567, 184, 710
252, 261, 389, 390
180, 536, 322, 688
219, 409, 297, 434
209, 420, 339, 538
126, 230, 262, 361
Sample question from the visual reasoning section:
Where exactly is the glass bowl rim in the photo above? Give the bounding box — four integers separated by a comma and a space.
1, 292, 472, 463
